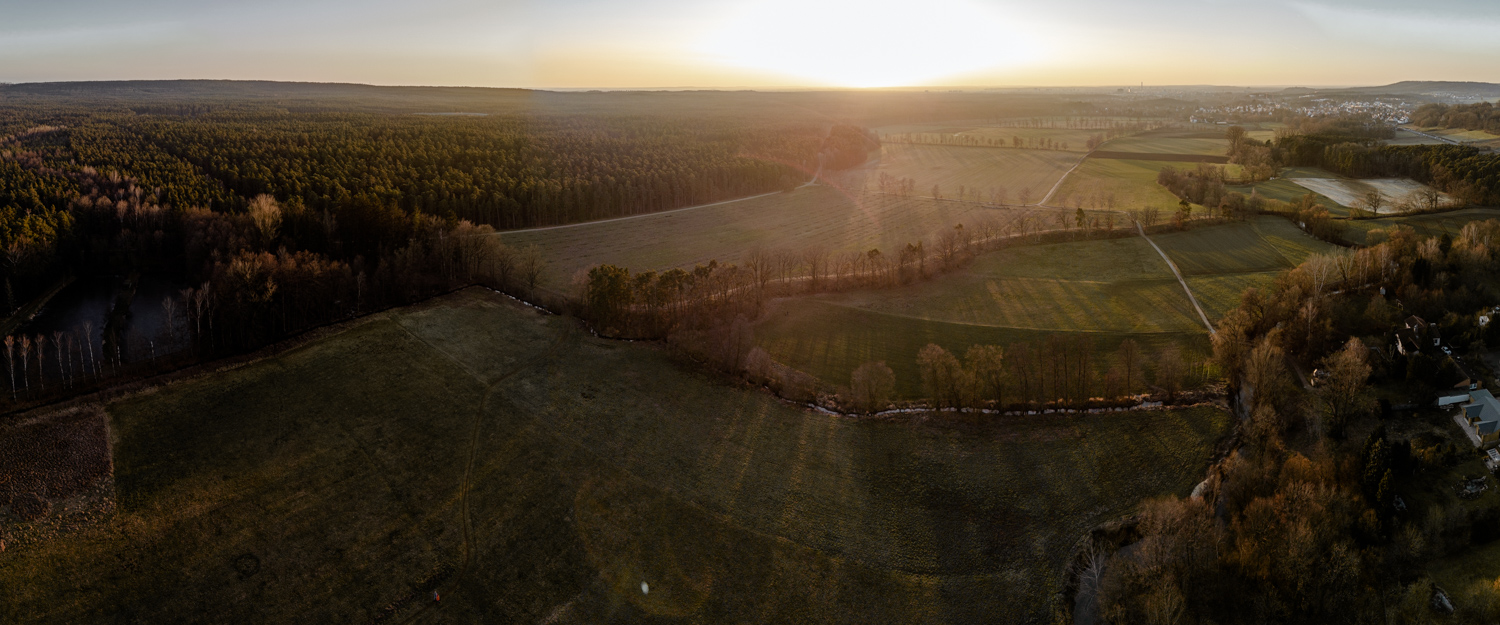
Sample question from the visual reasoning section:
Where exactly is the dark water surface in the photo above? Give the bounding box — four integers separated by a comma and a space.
18, 274, 187, 368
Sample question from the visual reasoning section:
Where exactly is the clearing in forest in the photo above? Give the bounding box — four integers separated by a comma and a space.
0, 288, 1231, 625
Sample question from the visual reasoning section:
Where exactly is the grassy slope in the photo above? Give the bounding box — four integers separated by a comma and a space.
1155, 216, 1337, 318
0, 289, 1231, 624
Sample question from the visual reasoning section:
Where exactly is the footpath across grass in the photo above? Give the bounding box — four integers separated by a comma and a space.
0, 288, 1231, 624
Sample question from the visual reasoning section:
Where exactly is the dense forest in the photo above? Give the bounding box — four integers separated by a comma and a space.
1411, 102, 1500, 134
1087, 219, 1500, 624
0, 86, 900, 404
1222, 120, 1500, 207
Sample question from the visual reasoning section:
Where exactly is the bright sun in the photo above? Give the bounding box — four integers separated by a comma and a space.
699, 0, 1041, 88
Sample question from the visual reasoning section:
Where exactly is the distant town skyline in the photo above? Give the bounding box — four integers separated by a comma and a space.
5, 0, 1500, 89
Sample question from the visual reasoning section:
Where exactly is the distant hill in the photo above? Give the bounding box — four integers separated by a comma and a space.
0, 79, 1097, 122
1339, 81, 1500, 98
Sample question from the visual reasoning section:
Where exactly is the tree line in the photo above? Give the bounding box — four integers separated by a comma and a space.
1410, 102, 1500, 135
1078, 218, 1500, 623
62, 113, 850, 229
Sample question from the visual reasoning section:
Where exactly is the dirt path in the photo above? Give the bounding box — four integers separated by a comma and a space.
495, 191, 787, 235
389, 317, 566, 625
1039, 150, 1093, 207
1136, 222, 1215, 334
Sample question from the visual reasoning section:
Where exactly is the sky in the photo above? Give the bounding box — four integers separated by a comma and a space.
3, 0, 1500, 89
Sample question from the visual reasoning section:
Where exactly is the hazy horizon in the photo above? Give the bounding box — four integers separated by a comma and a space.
6, 0, 1500, 89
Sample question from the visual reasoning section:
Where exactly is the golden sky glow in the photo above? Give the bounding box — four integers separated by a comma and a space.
4, 0, 1500, 88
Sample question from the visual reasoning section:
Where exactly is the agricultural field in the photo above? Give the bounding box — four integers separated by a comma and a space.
1341, 208, 1500, 245
1051, 157, 1191, 212
1154, 217, 1337, 318
1289, 177, 1451, 213
877, 125, 1100, 152
1100, 135, 1230, 156
497, 185, 1092, 292
826, 236, 1203, 334
756, 217, 1332, 395
756, 233, 1211, 396
0, 288, 1232, 624
846, 142, 1081, 199
1226, 179, 1342, 209
1153, 216, 1335, 276
1389, 126, 1500, 148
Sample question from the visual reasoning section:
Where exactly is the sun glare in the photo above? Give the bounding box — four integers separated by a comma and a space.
699, 0, 1042, 88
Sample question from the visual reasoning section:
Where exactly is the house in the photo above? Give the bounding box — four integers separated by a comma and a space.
1452, 358, 1483, 391
1405, 315, 1442, 346
1395, 328, 1423, 356
1457, 389, 1500, 447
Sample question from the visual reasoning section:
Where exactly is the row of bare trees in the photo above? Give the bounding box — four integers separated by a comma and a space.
912, 337, 1194, 413
2, 324, 119, 400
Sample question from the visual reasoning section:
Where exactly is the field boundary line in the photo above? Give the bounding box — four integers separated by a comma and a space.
390, 318, 487, 383
1247, 219, 1301, 269
494, 191, 784, 234
394, 308, 567, 625
815, 300, 1204, 335
1135, 222, 1215, 335
1039, 150, 1092, 206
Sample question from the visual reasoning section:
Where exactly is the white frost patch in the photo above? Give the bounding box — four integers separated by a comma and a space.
1288, 177, 1452, 213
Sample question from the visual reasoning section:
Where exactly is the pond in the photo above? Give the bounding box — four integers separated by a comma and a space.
16, 274, 188, 370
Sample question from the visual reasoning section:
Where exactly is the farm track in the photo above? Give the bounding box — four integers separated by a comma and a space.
1136, 222, 1215, 334
499, 159, 827, 236
496, 191, 784, 234
1038, 148, 1092, 206
389, 318, 566, 625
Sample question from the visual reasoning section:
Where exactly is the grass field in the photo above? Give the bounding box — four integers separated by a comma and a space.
1152, 216, 1334, 276
1389, 127, 1500, 148
1053, 157, 1192, 212
755, 217, 1330, 395
876, 123, 1142, 154
825, 236, 1204, 334
755, 233, 1212, 396
1226, 178, 1343, 209
497, 185, 1008, 290
847, 142, 1081, 199
1100, 135, 1230, 156
1155, 217, 1336, 319
501, 152, 1099, 292
1341, 208, 1500, 245
757, 298, 1210, 398
0, 288, 1231, 624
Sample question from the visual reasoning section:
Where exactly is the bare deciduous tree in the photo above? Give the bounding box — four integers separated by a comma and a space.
849, 361, 895, 414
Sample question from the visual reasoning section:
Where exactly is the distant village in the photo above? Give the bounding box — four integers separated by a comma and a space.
1193, 97, 1414, 125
